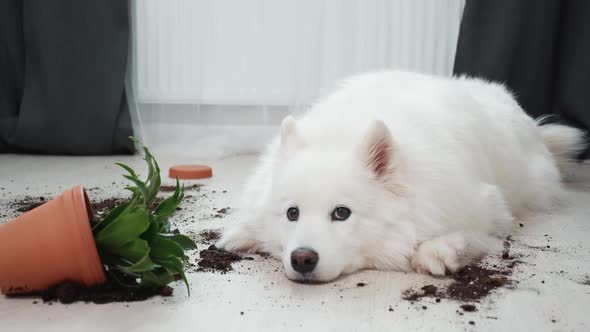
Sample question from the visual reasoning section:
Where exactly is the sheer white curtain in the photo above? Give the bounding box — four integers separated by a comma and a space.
127, 0, 465, 159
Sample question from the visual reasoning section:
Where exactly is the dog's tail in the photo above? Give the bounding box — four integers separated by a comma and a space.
537, 117, 587, 180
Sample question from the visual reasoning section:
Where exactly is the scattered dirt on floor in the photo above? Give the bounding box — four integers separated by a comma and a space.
578, 276, 590, 286
160, 184, 203, 193
10, 183, 194, 217
402, 263, 511, 303
11, 196, 49, 213
403, 284, 438, 301
6, 278, 173, 305
212, 207, 231, 218
402, 236, 525, 303
199, 230, 221, 243
10, 194, 169, 226
91, 198, 127, 221
446, 264, 510, 301
460, 304, 477, 312
197, 245, 246, 273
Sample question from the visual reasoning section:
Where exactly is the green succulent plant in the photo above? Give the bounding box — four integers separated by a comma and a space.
92, 139, 197, 293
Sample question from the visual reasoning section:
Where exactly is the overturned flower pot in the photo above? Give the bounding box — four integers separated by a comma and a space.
0, 139, 197, 302
0, 186, 105, 294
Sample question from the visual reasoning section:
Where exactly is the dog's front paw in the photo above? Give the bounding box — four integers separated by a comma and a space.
217, 223, 257, 253
410, 237, 463, 276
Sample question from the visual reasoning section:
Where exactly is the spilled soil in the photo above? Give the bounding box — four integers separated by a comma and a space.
160, 184, 203, 193
12, 196, 162, 225
11, 183, 204, 216
11, 196, 49, 213
402, 263, 511, 304
11, 196, 127, 218
403, 236, 521, 305
199, 230, 221, 243
7, 279, 173, 305
91, 198, 127, 222
197, 245, 250, 273
460, 304, 477, 312
447, 264, 510, 301
213, 207, 231, 219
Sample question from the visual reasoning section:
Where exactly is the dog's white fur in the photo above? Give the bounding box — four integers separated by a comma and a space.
217, 70, 586, 282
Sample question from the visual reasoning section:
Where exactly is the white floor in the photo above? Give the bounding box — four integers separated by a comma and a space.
1, 153, 589, 332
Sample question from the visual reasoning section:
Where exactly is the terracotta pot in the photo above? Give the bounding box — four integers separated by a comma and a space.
0, 186, 106, 294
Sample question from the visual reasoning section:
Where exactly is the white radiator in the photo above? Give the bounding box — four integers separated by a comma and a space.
130, 0, 465, 106
127, 0, 465, 158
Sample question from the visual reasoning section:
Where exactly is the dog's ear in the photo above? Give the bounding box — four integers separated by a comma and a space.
280, 115, 305, 152
360, 120, 396, 180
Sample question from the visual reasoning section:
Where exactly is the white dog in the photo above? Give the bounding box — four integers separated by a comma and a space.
217, 70, 585, 282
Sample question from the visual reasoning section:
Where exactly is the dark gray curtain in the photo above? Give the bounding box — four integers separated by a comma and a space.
0, 0, 134, 155
454, 0, 590, 159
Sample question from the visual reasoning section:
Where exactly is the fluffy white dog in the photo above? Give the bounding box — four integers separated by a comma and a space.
217, 70, 585, 282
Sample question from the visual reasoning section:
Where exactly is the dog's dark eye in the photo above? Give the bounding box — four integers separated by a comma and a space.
331, 207, 351, 221
287, 207, 299, 221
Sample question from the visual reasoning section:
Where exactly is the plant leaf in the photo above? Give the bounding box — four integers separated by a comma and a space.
141, 216, 160, 243
116, 162, 139, 179
92, 202, 129, 234
92, 194, 139, 233
155, 257, 190, 294
142, 146, 161, 206
123, 175, 149, 205
140, 269, 175, 288
95, 208, 150, 248
150, 236, 185, 259
153, 178, 184, 225
107, 238, 150, 262
126, 250, 156, 272
140, 271, 161, 288
161, 234, 198, 250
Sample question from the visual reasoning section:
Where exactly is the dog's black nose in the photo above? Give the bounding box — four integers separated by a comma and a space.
291, 248, 319, 274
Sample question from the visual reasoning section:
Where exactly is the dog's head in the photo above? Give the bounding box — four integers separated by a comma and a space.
264, 116, 413, 282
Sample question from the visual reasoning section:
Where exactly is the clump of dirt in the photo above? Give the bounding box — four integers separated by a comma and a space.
447, 265, 509, 301
6, 278, 173, 305
213, 207, 231, 218
160, 184, 203, 193
197, 245, 245, 273
199, 230, 221, 243
403, 264, 510, 303
460, 304, 477, 312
